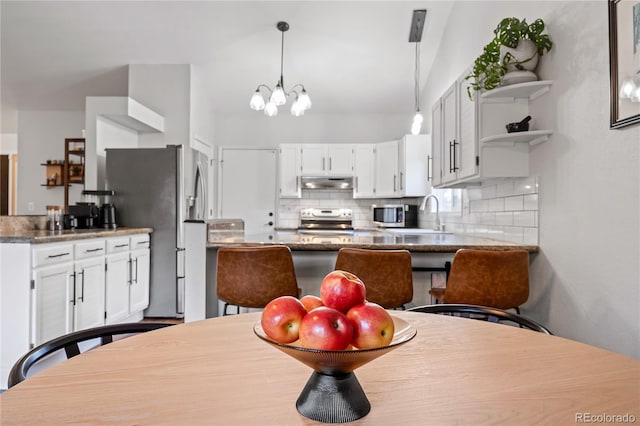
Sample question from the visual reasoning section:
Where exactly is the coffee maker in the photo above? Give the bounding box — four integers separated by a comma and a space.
73, 190, 117, 229
68, 202, 99, 229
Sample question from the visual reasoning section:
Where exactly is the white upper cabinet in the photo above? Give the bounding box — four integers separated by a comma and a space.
278, 144, 301, 198
398, 134, 430, 197
432, 65, 552, 188
374, 140, 400, 197
300, 144, 353, 176
353, 144, 376, 198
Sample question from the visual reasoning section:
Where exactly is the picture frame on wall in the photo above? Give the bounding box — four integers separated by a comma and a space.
608, 0, 640, 129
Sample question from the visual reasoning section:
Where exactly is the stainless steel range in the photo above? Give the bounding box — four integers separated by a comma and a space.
298, 208, 353, 233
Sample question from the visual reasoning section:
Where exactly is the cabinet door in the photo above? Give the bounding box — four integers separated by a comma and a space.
431, 100, 443, 187
105, 252, 130, 324
300, 144, 326, 175
441, 83, 458, 184
33, 263, 74, 345
353, 144, 376, 198
74, 256, 105, 331
327, 145, 353, 176
129, 248, 150, 313
399, 135, 429, 197
375, 140, 399, 197
278, 144, 301, 198
456, 73, 479, 180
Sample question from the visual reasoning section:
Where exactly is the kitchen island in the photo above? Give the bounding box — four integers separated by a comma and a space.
184, 223, 538, 320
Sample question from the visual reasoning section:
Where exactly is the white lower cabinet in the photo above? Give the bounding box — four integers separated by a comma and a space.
105, 234, 150, 324
129, 238, 150, 313
73, 254, 106, 331
33, 260, 74, 345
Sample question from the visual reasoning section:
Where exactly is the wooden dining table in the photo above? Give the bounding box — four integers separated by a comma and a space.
1, 311, 638, 425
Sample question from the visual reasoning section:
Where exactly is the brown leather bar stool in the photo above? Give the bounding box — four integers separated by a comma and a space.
216, 245, 300, 315
429, 249, 529, 313
334, 248, 413, 309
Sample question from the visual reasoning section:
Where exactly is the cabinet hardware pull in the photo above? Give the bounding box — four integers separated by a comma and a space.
128, 259, 133, 285
329, 157, 332, 170
85, 248, 103, 253
71, 272, 76, 305
427, 155, 432, 181
452, 139, 459, 172
400, 172, 404, 190
114, 243, 128, 248
393, 175, 397, 192
133, 258, 138, 284
78, 270, 85, 302
448, 141, 453, 173
355, 176, 359, 192
48, 252, 70, 259
322, 157, 326, 171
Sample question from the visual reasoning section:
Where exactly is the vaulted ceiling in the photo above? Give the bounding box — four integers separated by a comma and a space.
1, 1, 454, 132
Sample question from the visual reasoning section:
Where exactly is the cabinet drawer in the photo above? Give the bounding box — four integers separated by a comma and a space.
75, 239, 106, 259
130, 234, 150, 249
32, 243, 74, 267
106, 237, 130, 253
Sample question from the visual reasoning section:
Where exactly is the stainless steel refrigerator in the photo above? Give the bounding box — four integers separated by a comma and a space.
105, 145, 186, 318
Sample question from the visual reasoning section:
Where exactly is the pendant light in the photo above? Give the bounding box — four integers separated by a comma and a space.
249, 21, 311, 117
409, 10, 426, 135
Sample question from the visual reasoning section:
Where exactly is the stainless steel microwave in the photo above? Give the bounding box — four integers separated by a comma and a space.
372, 204, 418, 228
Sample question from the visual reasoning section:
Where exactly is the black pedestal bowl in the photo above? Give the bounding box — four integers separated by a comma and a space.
254, 316, 417, 423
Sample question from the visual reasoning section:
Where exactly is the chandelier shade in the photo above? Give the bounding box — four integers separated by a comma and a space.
250, 21, 311, 117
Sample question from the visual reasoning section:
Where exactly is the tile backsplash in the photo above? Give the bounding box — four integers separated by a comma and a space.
277, 176, 539, 245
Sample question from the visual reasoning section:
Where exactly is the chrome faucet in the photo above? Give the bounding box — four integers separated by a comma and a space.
419, 194, 441, 231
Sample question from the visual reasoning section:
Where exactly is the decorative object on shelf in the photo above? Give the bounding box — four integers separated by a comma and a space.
506, 115, 531, 133
47, 173, 59, 186
249, 21, 311, 117
408, 9, 427, 135
466, 17, 553, 99
608, 0, 640, 128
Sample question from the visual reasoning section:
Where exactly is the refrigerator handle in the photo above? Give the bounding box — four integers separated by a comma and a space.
176, 247, 186, 314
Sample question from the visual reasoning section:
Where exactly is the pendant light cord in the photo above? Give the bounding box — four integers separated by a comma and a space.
414, 41, 420, 112
280, 29, 285, 87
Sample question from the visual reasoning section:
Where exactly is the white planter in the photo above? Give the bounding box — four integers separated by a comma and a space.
500, 39, 539, 72
500, 39, 539, 86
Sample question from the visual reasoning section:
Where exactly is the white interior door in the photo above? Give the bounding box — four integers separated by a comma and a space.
218, 148, 277, 235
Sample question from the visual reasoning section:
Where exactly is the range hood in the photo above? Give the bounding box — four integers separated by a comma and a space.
300, 176, 353, 190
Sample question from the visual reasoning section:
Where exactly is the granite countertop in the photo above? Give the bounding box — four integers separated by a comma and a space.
0, 227, 154, 244
206, 229, 538, 253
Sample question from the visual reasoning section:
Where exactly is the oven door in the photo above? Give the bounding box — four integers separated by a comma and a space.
372, 206, 405, 227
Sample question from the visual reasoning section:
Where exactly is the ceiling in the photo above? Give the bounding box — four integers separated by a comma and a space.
1, 1, 454, 132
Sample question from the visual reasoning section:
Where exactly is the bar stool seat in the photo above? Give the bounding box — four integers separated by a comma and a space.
429, 249, 529, 312
334, 248, 413, 309
216, 245, 300, 315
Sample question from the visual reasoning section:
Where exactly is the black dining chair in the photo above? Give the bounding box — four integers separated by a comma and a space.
408, 304, 552, 334
8, 322, 173, 388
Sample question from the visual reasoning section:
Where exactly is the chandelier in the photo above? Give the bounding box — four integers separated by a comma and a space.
249, 21, 311, 117
409, 10, 426, 135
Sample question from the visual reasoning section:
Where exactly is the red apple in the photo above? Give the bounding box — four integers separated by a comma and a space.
299, 306, 354, 350
346, 302, 395, 349
320, 270, 366, 313
300, 295, 324, 312
261, 296, 307, 344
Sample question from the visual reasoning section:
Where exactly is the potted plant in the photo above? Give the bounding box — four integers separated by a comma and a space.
466, 17, 553, 98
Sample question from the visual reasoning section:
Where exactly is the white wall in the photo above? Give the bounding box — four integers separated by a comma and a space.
424, 1, 640, 358
213, 112, 412, 147
0, 134, 17, 154
16, 111, 85, 214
